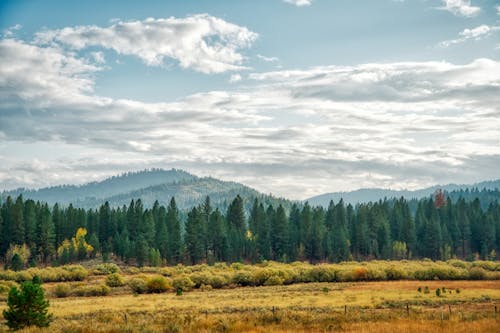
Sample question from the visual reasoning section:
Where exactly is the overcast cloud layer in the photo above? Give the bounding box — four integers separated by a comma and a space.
1, 5, 499, 199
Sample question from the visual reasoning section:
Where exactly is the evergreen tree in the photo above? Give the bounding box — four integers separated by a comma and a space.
185, 206, 205, 264
166, 198, 181, 264
10, 196, 25, 245
3, 280, 53, 330
36, 204, 55, 263
208, 209, 229, 262
271, 204, 288, 261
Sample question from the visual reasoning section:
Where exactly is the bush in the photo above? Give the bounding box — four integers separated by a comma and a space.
105, 273, 125, 287
128, 277, 147, 294
264, 275, 284, 286
172, 275, 195, 292
0, 281, 17, 294
232, 271, 253, 286
146, 276, 171, 293
93, 263, 121, 275
73, 284, 110, 297
3, 281, 53, 330
469, 267, 487, 280
53, 284, 71, 298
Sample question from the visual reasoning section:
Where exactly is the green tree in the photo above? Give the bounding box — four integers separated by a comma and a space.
208, 209, 229, 262
185, 206, 205, 264
271, 204, 288, 261
36, 204, 55, 263
3, 280, 53, 330
166, 198, 182, 264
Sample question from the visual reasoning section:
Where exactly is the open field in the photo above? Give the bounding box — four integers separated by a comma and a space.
0, 261, 499, 332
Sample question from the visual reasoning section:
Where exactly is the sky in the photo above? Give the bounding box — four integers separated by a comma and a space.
0, 0, 499, 200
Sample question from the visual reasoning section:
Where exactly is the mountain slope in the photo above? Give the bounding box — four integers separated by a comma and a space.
2, 169, 195, 206
2, 169, 293, 210
306, 179, 500, 207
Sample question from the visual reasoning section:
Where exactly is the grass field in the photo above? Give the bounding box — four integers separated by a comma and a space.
0, 261, 499, 332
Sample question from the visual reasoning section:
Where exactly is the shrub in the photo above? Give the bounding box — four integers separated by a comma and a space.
73, 284, 110, 297
3, 281, 53, 330
353, 267, 368, 281
106, 273, 125, 287
308, 266, 335, 282
424, 286, 430, 294
146, 276, 171, 293
469, 267, 486, 280
200, 284, 213, 291
0, 281, 17, 294
232, 271, 253, 286
93, 263, 121, 275
172, 275, 195, 292
435, 288, 441, 297
128, 277, 147, 294
53, 284, 71, 298
264, 275, 284, 286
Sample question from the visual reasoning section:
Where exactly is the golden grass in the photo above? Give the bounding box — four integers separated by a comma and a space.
1, 280, 499, 332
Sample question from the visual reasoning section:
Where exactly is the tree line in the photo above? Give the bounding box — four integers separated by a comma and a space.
0, 192, 499, 268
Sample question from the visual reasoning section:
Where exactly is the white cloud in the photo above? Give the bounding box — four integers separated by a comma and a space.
439, 25, 500, 47
90, 51, 105, 64
257, 54, 279, 62
283, 0, 312, 7
229, 73, 242, 83
439, 0, 480, 17
35, 14, 258, 74
1, 35, 499, 198
2, 24, 22, 37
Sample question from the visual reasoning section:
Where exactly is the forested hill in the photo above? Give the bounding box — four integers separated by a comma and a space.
1, 169, 292, 210
307, 179, 500, 207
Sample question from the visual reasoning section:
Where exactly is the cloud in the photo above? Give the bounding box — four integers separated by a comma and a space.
283, 0, 312, 7
2, 24, 22, 37
34, 14, 258, 74
439, 25, 500, 47
439, 0, 480, 17
257, 54, 279, 63
90, 51, 105, 64
1, 35, 499, 198
229, 73, 242, 83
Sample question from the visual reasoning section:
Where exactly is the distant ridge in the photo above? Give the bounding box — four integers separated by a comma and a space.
1, 169, 291, 210
306, 179, 500, 207
2, 169, 499, 210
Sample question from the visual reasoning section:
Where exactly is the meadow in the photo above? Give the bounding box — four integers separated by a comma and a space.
0, 260, 499, 332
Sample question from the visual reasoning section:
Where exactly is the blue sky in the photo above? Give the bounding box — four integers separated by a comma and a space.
0, 0, 499, 199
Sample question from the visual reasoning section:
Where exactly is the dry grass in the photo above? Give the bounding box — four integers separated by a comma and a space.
0, 280, 498, 332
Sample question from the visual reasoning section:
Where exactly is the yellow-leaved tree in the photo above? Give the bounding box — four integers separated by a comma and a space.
57, 228, 94, 264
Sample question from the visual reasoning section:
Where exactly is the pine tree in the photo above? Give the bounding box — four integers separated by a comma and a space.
185, 206, 205, 264
36, 204, 55, 263
226, 195, 246, 261
3, 280, 53, 330
11, 196, 25, 245
166, 197, 181, 264
271, 204, 288, 261
208, 209, 229, 262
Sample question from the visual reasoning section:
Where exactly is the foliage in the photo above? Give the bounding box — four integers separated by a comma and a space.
5, 244, 31, 271
127, 277, 147, 294
93, 263, 121, 275
1, 192, 499, 267
146, 275, 171, 293
57, 228, 94, 263
3, 281, 53, 330
105, 273, 125, 287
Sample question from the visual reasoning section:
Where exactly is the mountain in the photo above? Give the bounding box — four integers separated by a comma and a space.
306, 179, 500, 207
1, 169, 292, 210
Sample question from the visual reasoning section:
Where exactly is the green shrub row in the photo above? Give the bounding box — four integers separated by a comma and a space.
52, 283, 110, 297
0, 265, 88, 282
